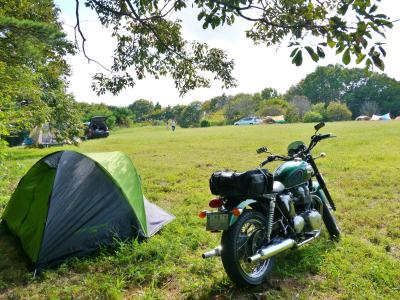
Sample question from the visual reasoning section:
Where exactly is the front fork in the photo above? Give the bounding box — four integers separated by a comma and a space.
308, 156, 336, 210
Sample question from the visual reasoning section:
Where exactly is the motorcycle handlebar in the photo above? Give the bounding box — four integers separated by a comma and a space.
260, 132, 335, 166
260, 154, 290, 167
319, 133, 335, 140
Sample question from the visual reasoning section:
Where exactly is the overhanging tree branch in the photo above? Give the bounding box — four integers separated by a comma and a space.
75, 0, 111, 72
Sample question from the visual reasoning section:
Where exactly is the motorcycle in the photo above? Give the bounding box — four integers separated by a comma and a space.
200, 122, 340, 286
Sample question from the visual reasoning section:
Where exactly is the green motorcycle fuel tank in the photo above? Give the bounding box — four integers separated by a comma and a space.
273, 160, 312, 189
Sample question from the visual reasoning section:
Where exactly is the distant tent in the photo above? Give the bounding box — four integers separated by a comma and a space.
371, 113, 391, 121
263, 116, 275, 124
264, 115, 286, 124
2, 151, 174, 270
29, 124, 59, 147
272, 115, 286, 123
355, 115, 371, 121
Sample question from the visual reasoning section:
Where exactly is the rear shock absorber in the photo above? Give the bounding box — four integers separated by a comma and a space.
266, 198, 276, 243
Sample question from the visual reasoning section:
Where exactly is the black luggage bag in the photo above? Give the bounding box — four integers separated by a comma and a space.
209, 169, 273, 199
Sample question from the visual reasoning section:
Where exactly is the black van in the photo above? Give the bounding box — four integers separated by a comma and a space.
85, 116, 109, 139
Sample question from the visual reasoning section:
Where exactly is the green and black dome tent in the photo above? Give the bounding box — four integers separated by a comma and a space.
2, 151, 174, 270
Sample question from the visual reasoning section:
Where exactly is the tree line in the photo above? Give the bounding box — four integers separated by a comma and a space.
80, 64, 400, 129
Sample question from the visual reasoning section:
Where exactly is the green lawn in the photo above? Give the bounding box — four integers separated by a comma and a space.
1, 122, 399, 299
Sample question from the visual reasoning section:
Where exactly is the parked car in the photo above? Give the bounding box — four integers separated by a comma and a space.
234, 117, 262, 125
84, 116, 109, 139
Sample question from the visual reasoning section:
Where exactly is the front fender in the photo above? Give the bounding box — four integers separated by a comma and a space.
312, 181, 328, 204
229, 199, 257, 226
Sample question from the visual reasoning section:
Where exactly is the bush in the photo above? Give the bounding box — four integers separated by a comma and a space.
327, 101, 352, 121
151, 120, 165, 126
209, 120, 227, 126
200, 119, 210, 127
285, 104, 300, 123
311, 102, 327, 120
303, 111, 323, 123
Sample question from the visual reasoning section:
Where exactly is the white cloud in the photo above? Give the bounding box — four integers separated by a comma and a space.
56, 1, 400, 107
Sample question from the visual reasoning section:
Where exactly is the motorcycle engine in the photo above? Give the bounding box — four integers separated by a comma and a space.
292, 209, 322, 233
302, 209, 322, 232
280, 186, 323, 233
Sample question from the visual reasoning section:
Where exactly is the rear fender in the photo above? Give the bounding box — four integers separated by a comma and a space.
229, 199, 257, 226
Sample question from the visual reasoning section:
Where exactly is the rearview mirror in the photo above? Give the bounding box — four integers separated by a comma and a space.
256, 146, 268, 154
314, 122, 325, 131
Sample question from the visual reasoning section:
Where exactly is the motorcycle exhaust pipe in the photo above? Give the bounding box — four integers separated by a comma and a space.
248, 230, 321, 263
248, 239, 296, 263
202, 246, 222, 259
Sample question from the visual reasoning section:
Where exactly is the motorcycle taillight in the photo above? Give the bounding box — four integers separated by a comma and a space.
209, 198, 224, 208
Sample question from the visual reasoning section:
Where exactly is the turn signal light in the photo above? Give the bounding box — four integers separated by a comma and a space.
209, 198, 224, 208
199, 211, 207, 219
232, 208, 242, 217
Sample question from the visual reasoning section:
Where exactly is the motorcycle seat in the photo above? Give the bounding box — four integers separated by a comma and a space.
272, 181, 285, 193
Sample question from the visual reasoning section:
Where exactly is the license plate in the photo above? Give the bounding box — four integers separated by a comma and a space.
206, 212, 229, 231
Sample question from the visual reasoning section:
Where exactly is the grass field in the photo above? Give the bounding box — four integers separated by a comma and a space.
1, 121, 400, 299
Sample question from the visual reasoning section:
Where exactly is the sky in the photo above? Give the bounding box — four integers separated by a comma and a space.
55, 1, 400, 107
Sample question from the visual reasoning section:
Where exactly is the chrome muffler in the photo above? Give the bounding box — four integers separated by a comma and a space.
202, 246, 222, 259
248, 230, 321, 263
248, 239, 296, 263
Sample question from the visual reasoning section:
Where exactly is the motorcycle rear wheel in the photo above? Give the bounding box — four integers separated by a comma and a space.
221, 210, 275, 287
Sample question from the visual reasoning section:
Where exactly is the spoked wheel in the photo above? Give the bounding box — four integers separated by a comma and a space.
221, 210, 275, 287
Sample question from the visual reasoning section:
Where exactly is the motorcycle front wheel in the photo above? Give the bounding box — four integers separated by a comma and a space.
221, 210, 275, 287
321, 201, 341, 240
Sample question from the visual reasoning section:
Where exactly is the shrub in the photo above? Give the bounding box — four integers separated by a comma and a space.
285, 104, 300, 123
311, 102, 327, 120
151, 120, 165, 126
210, 120, 227, 126
200, 120, 210, 127
303, 111, 323, 123
327, 101, 352, 121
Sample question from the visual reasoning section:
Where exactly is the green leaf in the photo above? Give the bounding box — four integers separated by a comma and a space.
197, 12, 205, 21
378, 46, 386, 57
290, 48, 299, 58
317, 46, 325, 58
338, 4, 349, 15
374, 14, 387, 19
292, 50, 303, 66
369, 4, 378, 14
327, 40, 336, 48
336, 44, 346, 55
342, 48, 351, 65
360, 37, 368, 48
371, 54, 385, 71
355, 54, 366, 64
305, 46, 319, 62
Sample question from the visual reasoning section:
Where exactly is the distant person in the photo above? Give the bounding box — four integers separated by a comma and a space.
166, 120, 169, 130
171, 119, 176, 131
